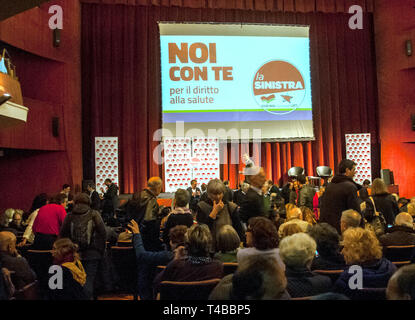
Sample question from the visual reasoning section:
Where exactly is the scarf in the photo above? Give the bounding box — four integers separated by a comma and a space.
62, 259, 87, 286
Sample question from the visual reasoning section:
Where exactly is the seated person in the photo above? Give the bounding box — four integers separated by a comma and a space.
209, 255, 290, 300
333, 227, 397, 299
300, 206, 317, 226
408, 203, 415, 222
128, 219, 187, 300
307, 223, 346, 270
162, 189, 194, 247
154, 224, 223, 292
0, 212, 17, 236
8, 211, 26, 233
237, 217, 285, 271
280, 223, 303, 240
278, 207, 310, 240
386, 264, 415, 300
340, 209, 362, 234
214, 225, 240, 263
379, 212, 415, 246
0, 231, 36, 290
279, 233, 332, 298
49, 238, 87, 300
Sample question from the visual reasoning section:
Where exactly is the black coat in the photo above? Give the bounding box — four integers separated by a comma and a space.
232, 189, 246, 207
187, 187, 201, 211
319, 175, 361, 233
366, 194, 399, 226
379, 225, 415, 246
285, 267, 332, 298
90, 191, 101, 211
102, 183, 119, 214
239, 188, 265, 224
297, 185, 316, 210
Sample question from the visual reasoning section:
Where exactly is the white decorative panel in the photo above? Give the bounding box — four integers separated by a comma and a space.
191, 137, 220, 187
95, 137, 119, 194
345, 133, 371, 185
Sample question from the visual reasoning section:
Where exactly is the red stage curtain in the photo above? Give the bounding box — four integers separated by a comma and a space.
80, 0, 374, 13
82, 4, 379, 192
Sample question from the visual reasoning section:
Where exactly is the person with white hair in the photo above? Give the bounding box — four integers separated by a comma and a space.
279, 233, 332, 298
379, 212, 415, 246
277, 207, 310, 240
340, 209, 362, 234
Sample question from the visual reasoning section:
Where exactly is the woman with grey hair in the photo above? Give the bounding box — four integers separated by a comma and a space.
279, 233, 332, 298
196, 179, 245, 251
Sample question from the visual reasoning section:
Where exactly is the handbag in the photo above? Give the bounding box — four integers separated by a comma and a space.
364, 196, 386, 237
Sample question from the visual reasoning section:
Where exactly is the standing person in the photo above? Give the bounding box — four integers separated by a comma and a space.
233, 182, 249, 207
196, 179, 245, 250
187, 180, 201, 212
365, 178, 399, 226
223, 181, 234, 203
100, 178, 119, 223
87, 183, 101, 211
32, 193, 68, 250
359, 179, 371, 202
61, 184, 74, 212
296, 175, 316, 210
59, 193, 106, 300
200, 183, 208, 202
319, 159, 361, 233
17, 193, 48, 247
134, 177, 164, 252
239, 167, 267, 224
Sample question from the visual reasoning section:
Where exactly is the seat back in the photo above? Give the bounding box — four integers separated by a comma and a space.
158, 279, 221, 300
110, 246, 138, 298
288, 167, 304, 178
13, 280, 40, 300
383, 245, 415, 263
313, 269, 344, 283
223, 262, 238, 276
117, 240, 133, 247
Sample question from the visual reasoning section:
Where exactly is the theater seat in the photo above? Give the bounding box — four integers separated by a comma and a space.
383, 245, 415, 264
157, 278, 221, 300
223, 262, 238, 275
313, 269, 344, 283
25, 249, 53, 299
13, 280, 40, 300
110, 246, 138, 299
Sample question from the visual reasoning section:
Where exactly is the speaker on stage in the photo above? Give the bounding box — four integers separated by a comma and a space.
380, 169, 392, 185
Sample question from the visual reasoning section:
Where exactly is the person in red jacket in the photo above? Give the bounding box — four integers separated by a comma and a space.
32, 193, 67, 250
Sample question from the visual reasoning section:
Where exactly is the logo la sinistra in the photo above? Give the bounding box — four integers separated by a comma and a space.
253, 60, 306, 115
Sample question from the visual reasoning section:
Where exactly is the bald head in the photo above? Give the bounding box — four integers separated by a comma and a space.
148, 177, 163, 196
341, 210, 361, 233
395, 212, 414, 229
0, 231, 16, 252
287, 207, 302, 221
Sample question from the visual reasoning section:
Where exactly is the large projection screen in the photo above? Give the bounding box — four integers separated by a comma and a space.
159, 23, 314, 141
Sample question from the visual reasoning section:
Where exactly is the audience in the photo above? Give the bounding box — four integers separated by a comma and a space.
59, 193, 106, 299
300, 206, 317, 226
239, 167, 267, 223
319, 159, 361, 233
209, 255, 290, 300
386, 264, 415, 300
214, 225, 240, 263
340, 209, 362, 234
307, 223, 346, 270
31, 193, 68, 250
196, 179, 244, 250
333, 227, 397, 299
8, 211, 25, 233
280, 223, 303, 240
154, 224, 223, 292
237, 216, 285, 271
278, 207, 310, 239
379, 212, 415, 246
279, 233, 332, 298
49, 238, 87, 300
0, 231, 36, 290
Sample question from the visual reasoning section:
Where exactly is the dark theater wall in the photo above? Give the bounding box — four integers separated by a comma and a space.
374, 0, 415, 198
0, 0, 82, 212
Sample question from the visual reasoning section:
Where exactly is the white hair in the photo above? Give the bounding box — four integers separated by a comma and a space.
279, 233, 316, 268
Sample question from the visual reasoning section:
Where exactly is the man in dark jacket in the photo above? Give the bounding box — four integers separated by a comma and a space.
296, 175, 316, 210
87, 183, 101, 211
379, 212, 415, 246
233, 182, 249, 207
101, 178, 119, 222
186, 179, 201, 212
239, 167, 267, 223
223, 180, 234, 203
134, 177, 164, 252
60, 193, 107, 299
319, 159, 361, 234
